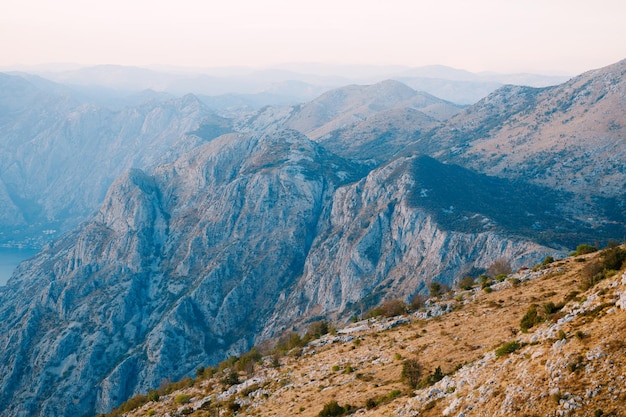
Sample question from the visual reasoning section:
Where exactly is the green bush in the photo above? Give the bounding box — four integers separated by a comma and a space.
429, 281, 450, 298
318, 400, 345, 417
543, 301, 564, 316
494, 274, 508, 282
174, 394, 191, 405
147, 390, 159, 402
420, 366, 444, 387
221, 370, 240, 386
600, 246, 626, 271
495, 341, 521, 357
572, 244, 597, 256
305, 320, 330, 340
520, 304, 542, 332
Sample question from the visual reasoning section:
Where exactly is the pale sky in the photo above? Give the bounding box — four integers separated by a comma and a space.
2, 0, 625, 74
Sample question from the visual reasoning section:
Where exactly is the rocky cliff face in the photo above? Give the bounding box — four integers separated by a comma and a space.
0, 129, 361, 416
0, 73, 218, 245
0, 128, 560, 417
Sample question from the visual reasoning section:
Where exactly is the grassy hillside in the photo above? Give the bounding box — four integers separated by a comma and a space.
104, 245, 626, 417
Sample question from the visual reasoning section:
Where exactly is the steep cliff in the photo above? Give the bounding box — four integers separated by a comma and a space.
0, 129, 360, 416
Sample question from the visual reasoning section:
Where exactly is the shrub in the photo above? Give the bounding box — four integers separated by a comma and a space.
420, 366, 444, 387
520, 304, 542, 332
487, 258, 512, 277
235, 347, 262, 375
542, 256, 555, 265
429, 281, 449, 298
579, 261, 604, 291
221, 370, 240, 386
147, 390, 159, 402
401, 358, 423, 388
174, 394, 191, 405
227, 401, 241, 413
275, 331, 304, 353
115, 394, 149, 414
388, 389, 402, 399
410, 293, 428, 310
305, 320, 330, 340
318, 400, 345, 417
494, 274, 508, 282
508, 277, 521, 287
600, 246, 626, 271
458, 276, 475, 290
380, 299, 407, 317
543, 301, 564, 316
572, 244, 597, 256
495, 341, 521, 357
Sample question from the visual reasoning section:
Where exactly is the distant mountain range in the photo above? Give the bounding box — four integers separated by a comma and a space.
0, 59, 623, 417
4, 63, 570, 106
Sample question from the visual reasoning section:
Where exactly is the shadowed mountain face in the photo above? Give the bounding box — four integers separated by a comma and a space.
0, 60, 624, 417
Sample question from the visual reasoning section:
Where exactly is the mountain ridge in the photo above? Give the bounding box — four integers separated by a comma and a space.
0, 59, 624, 417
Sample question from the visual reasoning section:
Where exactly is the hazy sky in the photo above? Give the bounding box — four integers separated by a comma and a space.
2, 0, 625, 74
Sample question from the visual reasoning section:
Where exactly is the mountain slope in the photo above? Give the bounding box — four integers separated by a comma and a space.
0, 131, 563, 417
423, 59, 626, 198
238, 80, 462, 163
113, 247, 626, 417
284, 80, 460, 139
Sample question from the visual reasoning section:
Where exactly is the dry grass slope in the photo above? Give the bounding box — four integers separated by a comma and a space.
111, 247, 626, 417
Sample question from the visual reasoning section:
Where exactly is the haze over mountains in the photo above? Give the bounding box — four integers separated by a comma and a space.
0, 59, 623, 417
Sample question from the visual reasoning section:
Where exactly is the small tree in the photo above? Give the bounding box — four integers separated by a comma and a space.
401, 358, 423, 388
487, 258, 512, 277
458, 275, 475, 290
409, 293, 427, 310
429, 281, 450, 298
380, 299, 407, 317
306, 320, 330, 340
520, 304, 542, 332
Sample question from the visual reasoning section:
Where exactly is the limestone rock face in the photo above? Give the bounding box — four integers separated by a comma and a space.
0, 72, 215, 244
262, 156, 558, 335
0, 129, 361, 416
